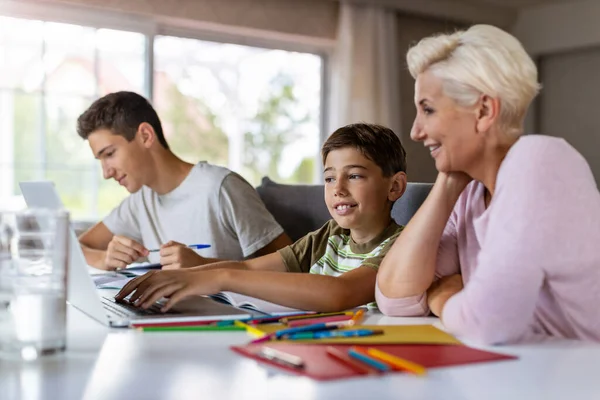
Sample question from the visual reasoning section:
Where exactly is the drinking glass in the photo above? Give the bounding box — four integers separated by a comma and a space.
0, 208, 69, 360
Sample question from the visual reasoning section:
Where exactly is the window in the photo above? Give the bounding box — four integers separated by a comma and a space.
153, 36, 322, 186
0, 13, 323, 221
0, 16, 146, 220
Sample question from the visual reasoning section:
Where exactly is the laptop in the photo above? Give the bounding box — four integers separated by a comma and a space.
19, 181, 251, 327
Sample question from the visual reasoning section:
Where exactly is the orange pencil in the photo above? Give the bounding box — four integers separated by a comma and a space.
366, 347, 427, 376
349, 309, 365, 326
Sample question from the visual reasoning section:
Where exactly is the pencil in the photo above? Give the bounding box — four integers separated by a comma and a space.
138, 325, 246, 332
347, 347, 391, 372
280, 311, 353, 324
325, 346, 378, 375
349, 309, 365, 326
286, 314, 353, 327
366, 348, 427, 376
234, 320, 267, 338
249, 333, 275, 344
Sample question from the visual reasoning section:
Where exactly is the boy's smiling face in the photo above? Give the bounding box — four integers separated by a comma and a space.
323, 147, 404, 242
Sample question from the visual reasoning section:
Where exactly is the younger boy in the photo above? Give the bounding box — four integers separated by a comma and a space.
116, 123, 408, 312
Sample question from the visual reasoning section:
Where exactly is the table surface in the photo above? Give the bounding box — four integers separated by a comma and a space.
1, 304, 599, 400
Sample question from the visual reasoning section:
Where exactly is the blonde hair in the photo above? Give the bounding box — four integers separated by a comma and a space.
407, 24, 541, 137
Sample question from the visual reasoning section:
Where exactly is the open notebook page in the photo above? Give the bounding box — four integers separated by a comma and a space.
210, 291, 303, 315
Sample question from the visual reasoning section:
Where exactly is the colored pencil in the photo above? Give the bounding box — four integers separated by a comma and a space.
366, 348, 427, 376
325, 346, 378, 375
286, 314, 353, 327
280, 311, 353, 324
246, 312, 316, 325
286, 329, 383, 340
249, 333, 275, 344
275, 320, 352, 339
234, 320, 266, 338
349, 309, 365, 325
131, 312, 312, 329
138, 325, 245, 332
131, 320, 219, 328
347, 347, 391, 372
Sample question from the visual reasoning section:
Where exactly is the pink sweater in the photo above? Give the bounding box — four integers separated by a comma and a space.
376, 135, 600, 344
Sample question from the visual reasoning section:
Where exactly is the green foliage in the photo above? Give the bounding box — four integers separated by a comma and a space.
289, 157, 316, 183
162, 84, 229, 166
243, 74, 311, 184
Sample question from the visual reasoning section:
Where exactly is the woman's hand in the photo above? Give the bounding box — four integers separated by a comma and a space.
437, 172, 472, 201
427, 274, 464, 317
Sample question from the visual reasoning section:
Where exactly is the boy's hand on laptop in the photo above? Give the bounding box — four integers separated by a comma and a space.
103, 236, 149, 271
159, 241, 205, 269
115, 269, 223, 311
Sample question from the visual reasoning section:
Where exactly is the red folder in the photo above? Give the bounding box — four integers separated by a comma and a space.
231, 343, 517, 381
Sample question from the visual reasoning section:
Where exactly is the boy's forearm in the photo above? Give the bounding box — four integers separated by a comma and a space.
190, 253, 288, 273
219, 269, 369, 312
377, 174, 462, 298
190, 260, 250, 272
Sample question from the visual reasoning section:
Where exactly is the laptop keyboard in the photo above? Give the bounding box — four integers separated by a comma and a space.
101, 296, 168, 318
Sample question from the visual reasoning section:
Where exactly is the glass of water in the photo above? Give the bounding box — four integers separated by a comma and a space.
0, 208, 69, 360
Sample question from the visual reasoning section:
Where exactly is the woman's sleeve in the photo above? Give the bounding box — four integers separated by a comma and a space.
375, 208, 461, 316
441, 138, 584, 344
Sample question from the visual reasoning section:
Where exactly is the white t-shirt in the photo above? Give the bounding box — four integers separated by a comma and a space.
103, 162, 284, 263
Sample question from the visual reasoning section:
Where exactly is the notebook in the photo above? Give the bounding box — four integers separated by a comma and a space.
231, 343, 517, 381
210, 291, 303, 315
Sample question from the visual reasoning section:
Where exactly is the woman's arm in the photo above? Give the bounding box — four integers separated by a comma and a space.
377, 173, 469, 300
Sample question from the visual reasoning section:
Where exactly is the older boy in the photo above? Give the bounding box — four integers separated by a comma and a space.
76, 91, 290, 271
116, 123, 407, 312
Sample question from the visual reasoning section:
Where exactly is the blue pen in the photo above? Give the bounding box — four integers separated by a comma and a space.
286, 329, 383, 340
148, 244, 211, 252
347, 348, 391, 372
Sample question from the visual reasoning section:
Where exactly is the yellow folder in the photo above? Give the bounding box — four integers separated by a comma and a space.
257, 324, 462, 345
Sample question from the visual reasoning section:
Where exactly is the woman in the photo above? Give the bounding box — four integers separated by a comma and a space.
376, 24, 600, 344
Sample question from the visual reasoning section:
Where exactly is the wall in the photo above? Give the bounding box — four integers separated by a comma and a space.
512, 0, 600, 56
396, 14, 465, 183
538, 48, 600, 186
511, 0, 600, 185
36, 0, 338, 40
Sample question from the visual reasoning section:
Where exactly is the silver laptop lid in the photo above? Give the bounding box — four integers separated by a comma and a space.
19, 180, 111, 326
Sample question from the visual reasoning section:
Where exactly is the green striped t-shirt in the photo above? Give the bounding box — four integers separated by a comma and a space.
278, 219, 403, 276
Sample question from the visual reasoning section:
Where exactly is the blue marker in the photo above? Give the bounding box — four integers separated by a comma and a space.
148, 244, 211, 252
286, 329, 383, 340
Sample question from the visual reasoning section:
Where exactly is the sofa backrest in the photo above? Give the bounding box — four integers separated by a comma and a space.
256, 177, 433, 242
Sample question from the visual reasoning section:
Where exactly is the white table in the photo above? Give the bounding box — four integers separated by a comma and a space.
1, 306, 599, 400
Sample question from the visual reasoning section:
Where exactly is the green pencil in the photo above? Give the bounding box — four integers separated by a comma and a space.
138, 325, 246, 332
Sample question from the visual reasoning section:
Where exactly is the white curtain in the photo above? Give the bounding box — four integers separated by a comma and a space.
328, 2, 401, 136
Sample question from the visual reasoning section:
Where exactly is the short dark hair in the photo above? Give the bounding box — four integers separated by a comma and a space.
76, 91, 169, 149
321, 123, 407, 176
